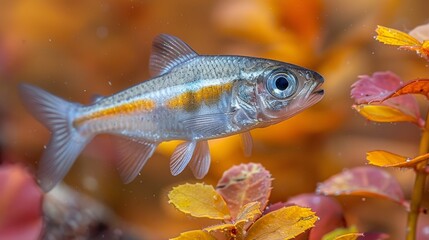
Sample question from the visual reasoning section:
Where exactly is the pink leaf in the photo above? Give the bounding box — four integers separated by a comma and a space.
316, 166, 406, 207
359, 233, 390, 240
0, 164, 43, 240
287, 194, 346, 240
351, 71, 422, 125
216, 163, 272, 219
351, 71, 402, 104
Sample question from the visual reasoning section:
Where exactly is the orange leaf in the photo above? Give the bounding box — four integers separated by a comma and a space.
352, 104, 421, 125
375, 25, 421, 47
170, 230, 216, 240
168, 183, 231, 220
367, 150, 429, 168
316, 166, 406, 206
246, 206, 317, 240
386, 79, 429, 99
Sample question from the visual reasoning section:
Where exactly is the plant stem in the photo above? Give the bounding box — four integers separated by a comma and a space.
406, 112, 429, 240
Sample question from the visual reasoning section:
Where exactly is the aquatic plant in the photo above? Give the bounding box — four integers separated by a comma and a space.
348, 23, 429, 240
168, 163, 380, 240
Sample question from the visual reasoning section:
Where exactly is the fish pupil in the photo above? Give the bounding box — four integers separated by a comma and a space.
275, 76, 289, 91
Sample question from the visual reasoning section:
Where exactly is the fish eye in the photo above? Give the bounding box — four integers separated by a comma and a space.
266, 71, 297, 99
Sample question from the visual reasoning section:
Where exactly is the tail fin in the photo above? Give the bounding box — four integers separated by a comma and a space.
20, 84, 90, 192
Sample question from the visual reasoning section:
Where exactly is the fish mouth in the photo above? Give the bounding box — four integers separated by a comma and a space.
312, 84, 324, 95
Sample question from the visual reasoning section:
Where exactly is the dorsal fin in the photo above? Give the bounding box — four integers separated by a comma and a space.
149, 34, 198, 77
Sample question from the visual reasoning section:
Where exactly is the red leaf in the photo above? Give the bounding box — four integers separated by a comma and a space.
0, 164, 43, 240
287, 194, 346, 240
216, 163, 271, 219
316, 166, 406, 206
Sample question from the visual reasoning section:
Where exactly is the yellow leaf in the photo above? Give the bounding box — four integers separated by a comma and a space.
170, 230, 216, 240
333, 233, 364, 240
203, 202, 262, 238
204, 223, 235, 233
352, 104, 418, 124
235, 202, 262, 223
246, 206, 317, 240
235, 202, 262, 238
367, 150, 429, 168
168, 183, 231, 220
322, 226, 359, 240
375, 25, 421, 46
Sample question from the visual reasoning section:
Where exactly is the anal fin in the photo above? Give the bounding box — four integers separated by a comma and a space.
117, 138, 157, 183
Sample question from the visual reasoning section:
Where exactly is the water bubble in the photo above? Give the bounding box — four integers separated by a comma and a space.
43, 145, 47, 149
108, 81, 112, 86
361, 197, 366, 202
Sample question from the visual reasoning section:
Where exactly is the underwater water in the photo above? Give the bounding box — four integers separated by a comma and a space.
0, 0, 429, 239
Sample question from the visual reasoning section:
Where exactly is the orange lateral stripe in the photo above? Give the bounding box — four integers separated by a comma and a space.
166, 83, 233, 112
74, 99, 155, 126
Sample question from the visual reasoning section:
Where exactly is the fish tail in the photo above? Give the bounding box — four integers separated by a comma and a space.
19, 84, 90, 192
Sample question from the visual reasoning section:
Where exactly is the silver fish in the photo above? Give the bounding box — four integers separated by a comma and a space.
20, 34, 324, 192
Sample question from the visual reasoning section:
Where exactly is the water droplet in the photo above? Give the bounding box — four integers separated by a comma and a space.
48, 38, 52, 42
406, 158, 412, 162
108, 81, 112, 86
43, 145, 47, 149
361, 197, 366, 202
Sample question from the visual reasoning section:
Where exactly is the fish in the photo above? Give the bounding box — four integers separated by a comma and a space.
20, 34, 324, 192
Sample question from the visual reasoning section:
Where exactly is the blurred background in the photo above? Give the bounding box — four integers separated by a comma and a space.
1, 0, 429, 239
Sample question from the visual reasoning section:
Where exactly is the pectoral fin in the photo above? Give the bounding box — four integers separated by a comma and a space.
117, 138, 157, 183
181, 112, 234, 136
240, 132, 253, 157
